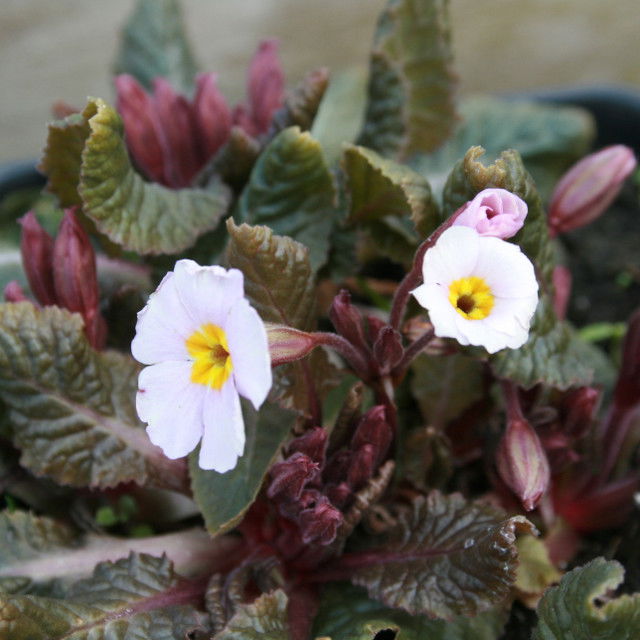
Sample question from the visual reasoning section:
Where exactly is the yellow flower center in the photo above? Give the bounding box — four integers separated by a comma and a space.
186, 323, 233, 389
448, 276, 494, 320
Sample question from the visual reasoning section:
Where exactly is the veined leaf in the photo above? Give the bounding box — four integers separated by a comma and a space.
0, 302, 187, 491
313, 583, 508, 640
237, 127, 337, 273
358, 0, 458, 159
0, 553, 208, 640
189, 401, 296, 536
213, 589, 290, 639
532, 558, 640, 640
113, 0, 197, 95
348, 491, 534, 618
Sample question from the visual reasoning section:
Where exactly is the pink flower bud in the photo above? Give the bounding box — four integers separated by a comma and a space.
52, 209, 105, 349
452, 188, 527, 239
325, 482, 352, 509
246, 39, 284, 136
193, 73, 232, 160
18, 211, 56, 306
265, 324, 318, 367
329, 290, 368, 351
115, 74, 167, 185
347, 443, 377, 489
496, 417, 550, 511
287, 427, 328, 464
367, 315, 386, 344
298, 494, 343, 545
352, 405, 393, 464
3, 281, 28, 303
549, 145, 637, 236
268, 452, 319, 502
373, 326, 404, 372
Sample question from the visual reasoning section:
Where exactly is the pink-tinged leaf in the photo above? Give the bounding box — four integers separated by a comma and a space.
18, 211, 56, 306
193, 72, 232, 159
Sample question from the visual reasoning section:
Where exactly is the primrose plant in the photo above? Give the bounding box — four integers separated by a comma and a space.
2, 0, 640, 638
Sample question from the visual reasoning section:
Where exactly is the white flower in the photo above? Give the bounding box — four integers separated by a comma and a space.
131, 259, 272, 472
411, 226, 538, 354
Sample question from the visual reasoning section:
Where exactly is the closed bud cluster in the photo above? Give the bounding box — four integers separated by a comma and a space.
267, 453, 319, 502
329, 290, 368, 352
286, 427, 327, 464
351, 405, 393, 466
298, 494, 343, 545
17, 209, 105, 349
548, 145, 637, 236
373, 327, 404, 373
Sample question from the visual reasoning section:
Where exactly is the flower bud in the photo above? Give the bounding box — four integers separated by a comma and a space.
52, 209, 105, 349
323, 450, 352, 484
549, 145, 637, 236
452, 188, 527, 239
3, 281, 28, 303
267, 452, 319, 502
298, 494, 343, 545
330, 290, 369, 355
193, 72, 232, 160
18, 211, 56, 306
325, 482, 352, 509
496, 417, 550, 511
367, 315, 386, 345
287, 427, 327, 464
265, 324, 318, 367
246, 39, 284, 136
352, 405, 393, 465
373, 326, 404, 372
347, 443, 377, 489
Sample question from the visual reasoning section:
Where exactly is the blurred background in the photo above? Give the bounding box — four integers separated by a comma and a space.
2, 0, 640, 163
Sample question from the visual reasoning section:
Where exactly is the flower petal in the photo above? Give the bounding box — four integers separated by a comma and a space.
131, 271, 195, 365
226, 298, 272, 409
199, 383, 245, 472
137, 360, 204, 459
422, 226, 480, 283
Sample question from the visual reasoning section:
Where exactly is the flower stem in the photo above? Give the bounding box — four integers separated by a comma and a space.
392, 328, 435, 376
311, 331, 371, 381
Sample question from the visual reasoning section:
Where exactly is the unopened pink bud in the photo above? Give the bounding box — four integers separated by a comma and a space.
298, 494, 343, 545
265, 324, 318, 367
268, 452, 319, 502
287, 427, 327, 464
452, 188, 527, 239
3, 281, 28, 303
347, 443, 377, 489
52, 209, 105, 349
352, 405, 392, 464
18, 211, 56, 306
330, 290, 367, 350
373, 326, 404, 372
549, 145, 637, 236
246, 39, 284, 136
496, 417, 550, 511
193, 73, 232, 160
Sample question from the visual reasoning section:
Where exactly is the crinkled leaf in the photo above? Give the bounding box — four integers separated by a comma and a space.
410, 353, 483, 427
113, 0, 197, 95
491, 299, 599, 390
0, 302, 187, 491
213, 589, 290, 640
226, 221, 338, 411
414, 96, 595, 201
189, 401, 296, 536
38, 113, 90, 207
237, 127, 337, 273
78, 98, 231, 254
532, 558, 640, 640
515, 535, 562, 608
344, 144, 440, 237
313, 583, 508, 640
348, 491, 534, 618
0, 553, 207, 640
358, 0, 457, 159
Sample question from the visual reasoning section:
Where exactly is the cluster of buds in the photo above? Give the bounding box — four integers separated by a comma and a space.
266, 406, 393, 554
116, 40, 284, 188
5, 208, 106, 349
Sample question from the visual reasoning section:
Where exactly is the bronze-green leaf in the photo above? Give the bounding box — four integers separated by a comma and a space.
358, 0, 458, 159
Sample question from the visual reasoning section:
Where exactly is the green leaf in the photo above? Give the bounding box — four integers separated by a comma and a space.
0, 553, 208, 640
0, 302, 187, 491
189, 401, 296, 536
358, 0, 458, 159
410, 353, 483, 427
213, 589, 290, 640
532, 558, 640, 640
113, 0, 197, 95
349, 491, 534, 618
313, 583, 508, 640
515, 535, 561, 606
237, 127, 337, 273
414, 96, 595, 201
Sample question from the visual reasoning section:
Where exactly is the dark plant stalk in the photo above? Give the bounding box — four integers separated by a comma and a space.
392, 327, 435, 376
312, 331, 372, 381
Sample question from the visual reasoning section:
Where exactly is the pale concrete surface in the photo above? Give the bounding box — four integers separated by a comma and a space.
2, 0, 639, 163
